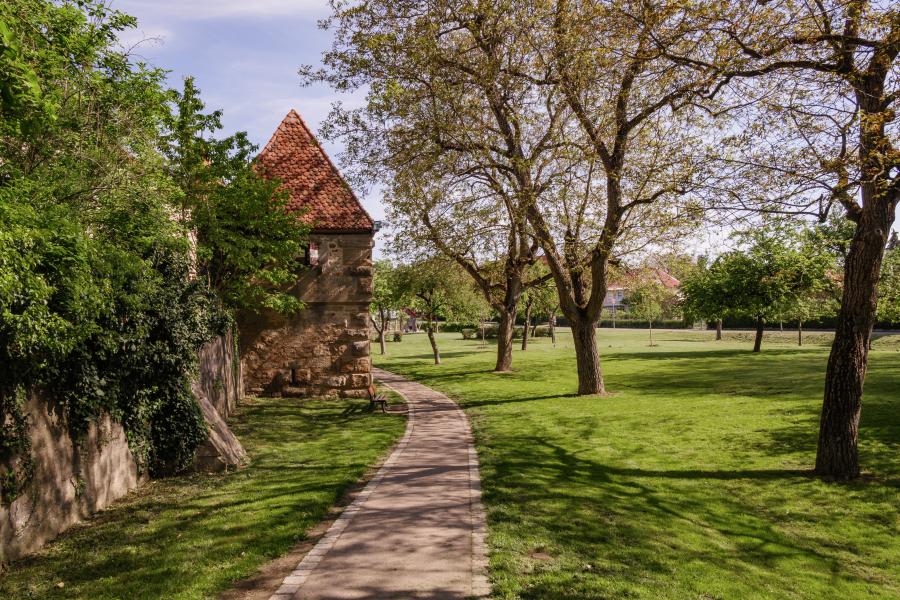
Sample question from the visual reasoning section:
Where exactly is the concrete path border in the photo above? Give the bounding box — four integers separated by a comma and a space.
268, 367, 489, 599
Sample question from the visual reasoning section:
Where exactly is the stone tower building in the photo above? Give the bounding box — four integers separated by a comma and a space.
238, 110, 374, 398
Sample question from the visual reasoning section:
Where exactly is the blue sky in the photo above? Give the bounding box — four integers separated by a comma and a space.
112, 0, 387, 248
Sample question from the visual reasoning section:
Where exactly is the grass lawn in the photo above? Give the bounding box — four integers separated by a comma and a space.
376, 328, 900, 600
0, 395, 405, 599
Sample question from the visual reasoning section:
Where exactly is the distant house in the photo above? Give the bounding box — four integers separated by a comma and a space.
603, 269, 681, 312
238, 110, 374, 399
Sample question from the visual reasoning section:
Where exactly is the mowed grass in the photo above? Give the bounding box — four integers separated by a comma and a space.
0, 396, 405, 599
375, 328, 900, 600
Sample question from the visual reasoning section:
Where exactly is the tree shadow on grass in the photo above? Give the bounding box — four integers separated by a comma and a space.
0, 398, 406, 600
482, 435, 892, 599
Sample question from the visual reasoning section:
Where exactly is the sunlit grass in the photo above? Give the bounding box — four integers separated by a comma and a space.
376, 328, 900, 599
0, 397, 405, 599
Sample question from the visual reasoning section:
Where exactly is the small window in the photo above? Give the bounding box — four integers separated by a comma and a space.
302, 242, 319, 266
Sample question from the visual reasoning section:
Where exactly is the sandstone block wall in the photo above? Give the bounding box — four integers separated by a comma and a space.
239, 232, 373, 398
195, 328, 242, 419
192, 329, 248, 472
0, 394, 145, 563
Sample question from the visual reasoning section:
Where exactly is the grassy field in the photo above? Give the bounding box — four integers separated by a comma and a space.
376, 328, 900, 600
0, 395, 405, 599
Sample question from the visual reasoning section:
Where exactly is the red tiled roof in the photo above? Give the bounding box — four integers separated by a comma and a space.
256, 109, 373, 232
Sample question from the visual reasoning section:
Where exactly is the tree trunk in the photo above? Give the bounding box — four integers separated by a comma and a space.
815, 73, 898, 480
521, 302, 532, 351
648, 322, 653, 347
798, 320, 803, 347
753, 315, 764, 353
571, 317, 604, 395
715, 318, 722, 341
379, 330, 386, 355
480, 320, 486, 349
816, 210, 892, 480
495, 308, 515, 371
549, 314, 557, 346
427, 325, 440, 365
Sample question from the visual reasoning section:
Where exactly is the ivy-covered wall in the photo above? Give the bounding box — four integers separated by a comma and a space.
0, 330, 245, 563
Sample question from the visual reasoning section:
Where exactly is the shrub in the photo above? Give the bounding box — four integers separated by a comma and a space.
461, 328, 477, 339
392, 332, 403, 342
482, 324, 499, 339
533, 325, 552, 337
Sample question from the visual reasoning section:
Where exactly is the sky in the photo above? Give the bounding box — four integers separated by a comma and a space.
111, 0, 895, 261
112, 0, 388, 252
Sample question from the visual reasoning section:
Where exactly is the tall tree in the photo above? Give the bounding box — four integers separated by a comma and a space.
307, 0, 557, 373
627, 272, 679, 347
162, 78, 309, 315
520, 0, 728, 394
695, 1, 899, 479
682, 223, 830, 352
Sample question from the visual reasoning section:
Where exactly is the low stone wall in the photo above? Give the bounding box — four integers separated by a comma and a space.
195, 328, 243, 419
0, 394, 144, 563
192, 329, 248, 472
0, 331, 246, 563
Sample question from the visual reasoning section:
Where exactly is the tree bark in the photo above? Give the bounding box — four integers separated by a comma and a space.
814, 59, 899, 480
379, 330, 386, 355
495, 308, 516, 371
798, 320, 803, 347
816, 209, 892, 480
549, 313, 557, 346
648, 321, 653, 347
426, 321, 441, 365
715, 318, 723, 341
753, 315, 764, 353
521, 301, 532, 351
571, 318, 604, 395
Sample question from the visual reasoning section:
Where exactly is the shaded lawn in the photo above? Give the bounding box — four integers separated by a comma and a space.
0, 397, 405, 599
375, 329, 900, 599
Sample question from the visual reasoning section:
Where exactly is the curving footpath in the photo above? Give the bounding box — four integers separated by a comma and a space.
269, 367, 490, 600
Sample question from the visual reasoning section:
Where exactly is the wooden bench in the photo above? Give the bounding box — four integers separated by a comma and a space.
368, 385, 388, 413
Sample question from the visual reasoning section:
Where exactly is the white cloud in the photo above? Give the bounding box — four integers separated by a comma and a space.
116, 0, 329, 21
115, 26, 174, 52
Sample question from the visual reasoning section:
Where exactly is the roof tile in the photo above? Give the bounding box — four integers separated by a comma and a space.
256, 109, 373, 232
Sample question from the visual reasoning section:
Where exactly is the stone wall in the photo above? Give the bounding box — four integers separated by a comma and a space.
192, 329, 248, 472
239, 232, 373, 398
0, 331, 246, 562
0, 394, 145, 563
195, 328, 242, 419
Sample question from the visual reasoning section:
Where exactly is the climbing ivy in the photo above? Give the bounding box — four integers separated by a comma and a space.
0, 0, 305, 501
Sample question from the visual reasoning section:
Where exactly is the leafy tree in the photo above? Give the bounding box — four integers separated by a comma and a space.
307, 1, 554, 374
395, 258, 481, 365
878, 246, 900, 324
162, 77, 309, 314
691, 1, 899, 480
679, 257, 727, 340
0, 0, 228, 488
683, 224, 830, 353
371, 260, 402, 355
627, 273, 678, 347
